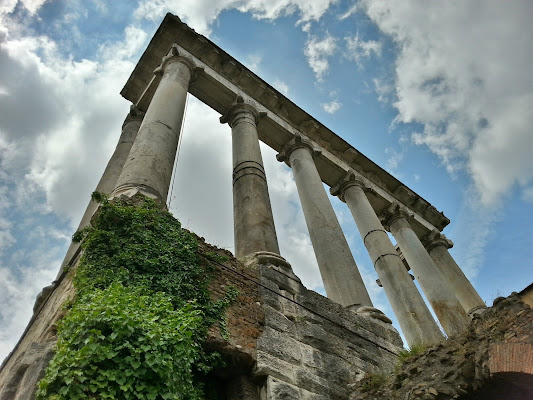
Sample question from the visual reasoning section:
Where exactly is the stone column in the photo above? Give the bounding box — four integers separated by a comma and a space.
424, 230, 486, 316
331, 173, 443, 346
382, 204, 470, 337
277, 134, 372, 309
58, 105, 144, 274
220, 96, 280, 259
112, 44, 196, 203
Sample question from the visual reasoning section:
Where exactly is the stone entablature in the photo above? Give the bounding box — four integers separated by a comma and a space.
120, 13, 449, 237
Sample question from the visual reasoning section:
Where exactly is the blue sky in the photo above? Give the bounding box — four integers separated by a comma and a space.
1, 0, 532, 359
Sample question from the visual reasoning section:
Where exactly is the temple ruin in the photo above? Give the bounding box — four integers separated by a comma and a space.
2, 13, 524, 400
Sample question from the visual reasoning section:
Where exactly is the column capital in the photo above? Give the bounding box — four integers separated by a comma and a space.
276, 133, 322, 166
219, 95, 265, 127
380, 203, 412, 231
153, 43, 198, 83
423, 229, 454, 252
330, 171, 366, 202
122, 104, 145, 129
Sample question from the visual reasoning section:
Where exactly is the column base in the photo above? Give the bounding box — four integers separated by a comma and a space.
467, 305, 488, 318
110, 184, 166, 207
242, 251, 301, 284
356, 306, 393, 324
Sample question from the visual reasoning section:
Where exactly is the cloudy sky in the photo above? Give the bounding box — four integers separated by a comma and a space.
1, 0, 532, 360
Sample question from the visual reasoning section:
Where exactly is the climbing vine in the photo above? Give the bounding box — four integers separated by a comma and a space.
37, 193, 237, 400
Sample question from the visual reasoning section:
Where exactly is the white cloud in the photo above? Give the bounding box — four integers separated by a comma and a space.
0, 0, 47, 15
373, 77, 394, 103
273, 78, 290, 95
384, 146, 404, 171
0, 22, 149, 227
0, 250, 60, 361
304, 33, 337, 81
361, 0, 533, 206
447, 186, 502, 280
244, 53, 263, 73
0, 11, 152, 361
522, 186, 533, 203
322, 100, 341, 114
339, 3, 358, 20
344, 33, 381, 67
134, 0, 337, 36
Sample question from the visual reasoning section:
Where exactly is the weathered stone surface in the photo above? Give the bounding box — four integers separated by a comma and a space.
256, 262, 403, 400
263, 304, 297, 335
332, 176, 442, 346
255, 350, 299, 384
258, 327, 303, 364
383, 205, 469, 337
277, 137, 372, 309
223, 98, 280, 258
349, 293, 533, 400
0, 266, 75, 398
112, 45, 194, 203
0, 341, 54, 400
265, 377, 301, 400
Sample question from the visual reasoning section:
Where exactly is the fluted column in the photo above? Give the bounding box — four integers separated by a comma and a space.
277, 134, 372, 309
58, 105, 144, 275
331, 173, 442, 345
382, 204, 469, 337
112, 44, 196, 203
424, 230, 486, 316
220, 97, 280, 258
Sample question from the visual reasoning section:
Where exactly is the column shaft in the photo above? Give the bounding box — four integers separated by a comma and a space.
278, 137, 372, 309
426, 236, 485, 316
386, 209, 469, 336
58, 107, 143, 274
113, 45, 194, 202
225, 102, 280, 258
341, 183, 442, 346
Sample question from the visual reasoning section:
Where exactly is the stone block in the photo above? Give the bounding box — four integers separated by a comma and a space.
257, 327, 302, 364
299, 387, 328, 400
299, 342, 323, 370
295, 368, 348, 400
296, 321, 333, 354
260, 265, 302, 295
265, 376, 300, 400
295, 290, 345, 326
255, 351, 298, 384
259, 284, 283, 312
263, 305, 296, 335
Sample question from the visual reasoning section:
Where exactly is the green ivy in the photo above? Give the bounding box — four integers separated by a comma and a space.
37, 194, 236, 400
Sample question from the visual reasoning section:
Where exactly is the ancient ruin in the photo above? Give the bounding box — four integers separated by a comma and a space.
1, 13, 530, 400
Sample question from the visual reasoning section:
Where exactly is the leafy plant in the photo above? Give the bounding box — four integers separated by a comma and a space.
37, 194, 236, 400
397, 343, 428, 364
360, 372, 388, 391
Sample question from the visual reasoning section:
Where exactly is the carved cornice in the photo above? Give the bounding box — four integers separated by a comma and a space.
219, 95, 265, 128
423, 229, 454, 252
330, 171, 367, 202
380, 203, 412, 231
276, 133, 322, 167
